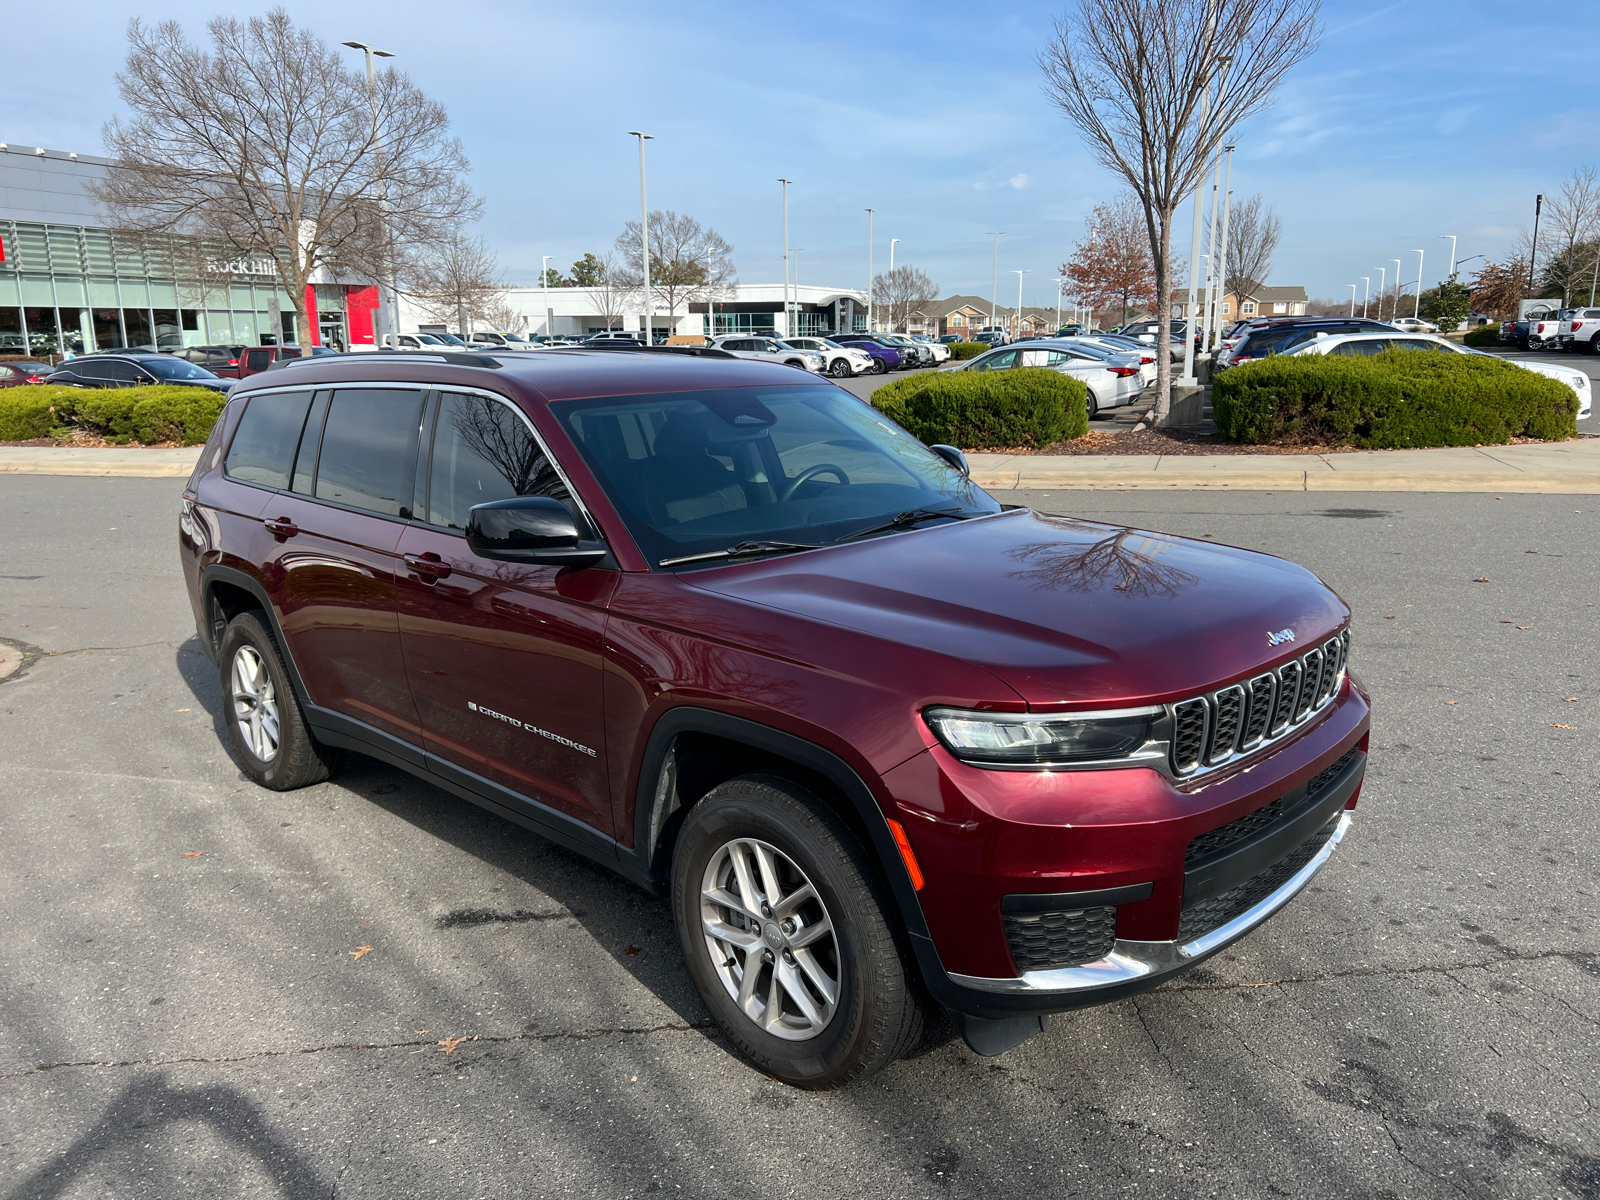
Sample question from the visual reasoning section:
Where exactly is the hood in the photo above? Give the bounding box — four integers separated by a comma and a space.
683, 509, 1348, 707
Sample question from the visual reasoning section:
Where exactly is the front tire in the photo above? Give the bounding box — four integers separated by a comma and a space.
672, 773, 925, 1088
217, 611, 341, 790
873, 358, 888, 375
829, 357, 851, 378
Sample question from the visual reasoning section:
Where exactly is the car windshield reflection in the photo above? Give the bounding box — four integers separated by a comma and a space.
551, 385, 998, 568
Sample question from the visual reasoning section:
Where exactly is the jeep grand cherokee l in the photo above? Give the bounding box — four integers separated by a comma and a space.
178, 347, 1370, 1088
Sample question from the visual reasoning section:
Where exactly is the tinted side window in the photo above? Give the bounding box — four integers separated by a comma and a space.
246, 350, 272, 371
314, 389, 423, 518
427, 392, 572, 532
225, 390, 314, 489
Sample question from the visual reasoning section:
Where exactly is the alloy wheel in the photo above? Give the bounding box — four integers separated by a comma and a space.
699, 837, 840, 1041
230, 645, 281, 762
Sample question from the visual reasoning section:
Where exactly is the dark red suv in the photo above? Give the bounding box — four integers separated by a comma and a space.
178, 348, 1370, 1087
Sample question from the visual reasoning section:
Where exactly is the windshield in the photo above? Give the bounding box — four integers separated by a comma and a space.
552, 385, 998, 568
141, 357, 218, 380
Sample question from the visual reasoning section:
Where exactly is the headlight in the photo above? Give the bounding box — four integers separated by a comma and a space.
924, 705, 1162, 768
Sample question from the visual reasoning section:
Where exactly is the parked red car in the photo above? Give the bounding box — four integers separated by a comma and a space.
179, 348, 1369, 1086
0, 360, 55, 387
178, 344, 301, 379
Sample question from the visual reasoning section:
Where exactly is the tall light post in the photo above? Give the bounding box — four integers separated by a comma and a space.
1374, 266, 1386, 320
777, 178, 792, 337
887, 238, 899, 331
1528, 193, 1545, 296
1390, 259, 1402, 320
986, 231, 1004, 332
1013, 269, 1031, 337
864, 208, 874, 331
1210, 146, 1235, 339
1348, 284, 1358, 317
541, 255, 554, 340
1053, 275, 1065, 331
342, 40, 396, 348
1441, 234, 1457, 281
627, 132, 653, 343
1181, 53, 1232, 386
1199, 143, 1224, 354
1360, 276, 1370, 318
792, 248, 804, 335
1411, 249, 1425, 319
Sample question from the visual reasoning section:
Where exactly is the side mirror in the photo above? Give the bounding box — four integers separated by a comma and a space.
929, 444, 969, 475
465, 496, 607, 568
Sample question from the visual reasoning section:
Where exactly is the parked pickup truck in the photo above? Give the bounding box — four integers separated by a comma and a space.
1557, 307, 1600, 352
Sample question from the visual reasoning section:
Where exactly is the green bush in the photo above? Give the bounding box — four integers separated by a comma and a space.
948, 341, 990, 360
1462, 323, 1503, 347
871, 367, 1088, 449
0, 384, 226, 445
1212, 350, 1578, 448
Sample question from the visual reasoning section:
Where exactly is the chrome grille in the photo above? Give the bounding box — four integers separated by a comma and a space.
1242, 674, 1275, 748
1172, 699, 1208, 773
1168, 630, 1350, 778
1207, 686, 1245, 764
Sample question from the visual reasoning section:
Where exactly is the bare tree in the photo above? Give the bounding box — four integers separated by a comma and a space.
483, 300, 527, 335
1537, 168, 1600, 303
615, 211, 736, 334
585, 251, 633, 331
91, 9, 480, 350
1062, 193, 1166, 323
409, 233, 505, 339
1040, 0, 1321, 423
871, 265, 940, 333
1223, 192, 1282, 302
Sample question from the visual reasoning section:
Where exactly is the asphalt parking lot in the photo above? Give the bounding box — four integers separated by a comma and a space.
2, 477, 1597, 1199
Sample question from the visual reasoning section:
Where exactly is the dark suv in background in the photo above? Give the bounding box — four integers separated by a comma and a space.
179, 347, 1370, 1087
48, 353, 232, 392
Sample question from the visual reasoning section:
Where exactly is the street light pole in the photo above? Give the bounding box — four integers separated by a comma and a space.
627, 132, 653, 343
1348, 284, 1357, 317
986, 231, 1004, 334
1053, 276, 1064, 331
778, 178, 792, 338
1360, 277, 1370, 318
1211, 144, 1235, 335
864, 208, 874, 332
1441, 234, 1457, 280
1014, 269, 1031, 337
342, 40, 396, 350
887, 238, 899, 331
1527, 193, 1545, 297
1391, 259, 1402, 320
1181, 54, 1231, 386
792, 249, 804, 335
542, 255, 554, 340
1411, 249, 1425, 319
1199, 144, 1224, 355
1374, 267, 1386, 320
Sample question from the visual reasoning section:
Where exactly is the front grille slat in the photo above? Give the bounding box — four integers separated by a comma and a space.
1003, 905, 1118, 972
1185, 745, 1361, 868
1207, 686, 1245, 764
1167, 629, 1350, 777
1178, 815, 1341, 941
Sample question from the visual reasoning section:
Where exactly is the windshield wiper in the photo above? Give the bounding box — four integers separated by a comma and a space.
835, 507, 974, 543
658, 540, 824, 568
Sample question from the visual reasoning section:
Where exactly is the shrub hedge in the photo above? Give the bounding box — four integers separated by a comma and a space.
1462, 324, 1503, 347
948, 341, 990, 360
870, 367, 1089, 449
1212, 350, 1577, 448
0, 385, 226, 445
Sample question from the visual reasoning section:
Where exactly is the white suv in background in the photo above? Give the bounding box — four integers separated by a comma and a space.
711, 336, 825, 372
911, 335, 953, 364
782, 337, 875, 378
1283, 331, 1591, 419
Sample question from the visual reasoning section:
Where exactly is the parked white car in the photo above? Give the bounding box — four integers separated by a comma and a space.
711, 335, 825, 372
910, 335, 953, 363
941, 340, 1143, 416
1284, 331, 1591, 419
1069, 334, 1158, 387
464, 330, 539, 351
782, 337, 875, 378
1387, 316, 1439, 333
389, 333, 453, 351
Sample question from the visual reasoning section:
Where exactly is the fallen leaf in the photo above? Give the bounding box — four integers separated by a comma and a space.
1385, 615, 1395, 620
230, 788, 243, 794
1472, 577, 1490, 583
181, 851, 203, 858
437, 1036, 468, 1055
1517, 626, 1531, 630
414, 1030, 431, 1035
1500, 620, 1514, 624
361, 924, 371, 929
625, 945, 643, 955
349, 945, 373, 960
1564, 697, 1578, 703
176, 707, 191, 712
1445, 701, 1459, 706
1551, 724, 1575, 730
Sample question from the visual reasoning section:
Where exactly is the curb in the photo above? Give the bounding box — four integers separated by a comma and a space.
973, 470, 1600, 493
0, 461, 198, 478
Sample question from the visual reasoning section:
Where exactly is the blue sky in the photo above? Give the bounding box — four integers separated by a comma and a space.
4, 1, 1596, 307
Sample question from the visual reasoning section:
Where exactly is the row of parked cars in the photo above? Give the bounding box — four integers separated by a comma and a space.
1500, 307, 1600, 353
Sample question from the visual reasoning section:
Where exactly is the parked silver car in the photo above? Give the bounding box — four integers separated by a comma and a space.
940, 340, 1143, 416
711, 335, 825, 372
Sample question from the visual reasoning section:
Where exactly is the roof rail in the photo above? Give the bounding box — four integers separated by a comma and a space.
563, 342, 737, 359
273, 350, 503, 369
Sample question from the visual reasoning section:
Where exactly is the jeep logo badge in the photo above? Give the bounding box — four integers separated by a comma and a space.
1267, 628, 1296, 647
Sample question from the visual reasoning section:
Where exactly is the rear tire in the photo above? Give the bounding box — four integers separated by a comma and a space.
217, 611, 341, 791
672, 773, 926, 1089
1086, 390, 1101, 419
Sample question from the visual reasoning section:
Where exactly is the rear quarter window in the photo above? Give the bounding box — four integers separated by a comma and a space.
224, 391, 314, 489
312, 389, 423, 517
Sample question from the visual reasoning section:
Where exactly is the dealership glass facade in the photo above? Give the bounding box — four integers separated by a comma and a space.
0, 220, 297, 355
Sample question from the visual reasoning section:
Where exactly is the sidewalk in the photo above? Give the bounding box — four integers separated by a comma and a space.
968, 438, 1600, 493
2, 439, 1598, 492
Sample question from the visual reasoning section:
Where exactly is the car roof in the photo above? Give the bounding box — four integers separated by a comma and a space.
231, 347, 827, 405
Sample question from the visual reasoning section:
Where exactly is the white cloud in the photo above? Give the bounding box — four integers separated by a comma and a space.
1009, 173, 1030, 189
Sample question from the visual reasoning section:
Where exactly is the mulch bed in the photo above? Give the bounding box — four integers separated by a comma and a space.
0, 434, 183, 449
984, 428, 1596, 457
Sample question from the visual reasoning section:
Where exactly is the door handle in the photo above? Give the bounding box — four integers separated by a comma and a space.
404, 552, 452, 580
263, 517, 299, 539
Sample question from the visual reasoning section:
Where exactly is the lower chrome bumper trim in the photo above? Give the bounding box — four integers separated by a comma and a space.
949, 812, 1352, 996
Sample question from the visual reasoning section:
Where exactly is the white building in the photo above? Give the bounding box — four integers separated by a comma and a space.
403, 281, 871, 341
